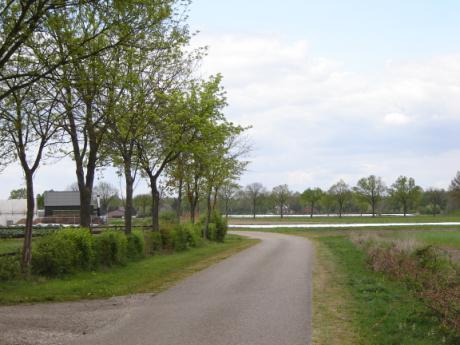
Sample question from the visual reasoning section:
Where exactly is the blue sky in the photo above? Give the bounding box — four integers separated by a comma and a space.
1, 0, 460, 198
190, 0, 460, 69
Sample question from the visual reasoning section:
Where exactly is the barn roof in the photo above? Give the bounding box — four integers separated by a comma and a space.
44, 191, 81, 207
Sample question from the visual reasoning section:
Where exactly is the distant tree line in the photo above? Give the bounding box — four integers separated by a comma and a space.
208, 172, 460, 218
0, 1, 248, 271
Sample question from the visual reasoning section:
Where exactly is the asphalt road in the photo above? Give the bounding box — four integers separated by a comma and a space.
0, 231, 313, 345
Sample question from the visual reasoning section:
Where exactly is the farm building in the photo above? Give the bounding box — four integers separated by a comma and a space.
44, 191, 95, 218
0, 199, 28, 226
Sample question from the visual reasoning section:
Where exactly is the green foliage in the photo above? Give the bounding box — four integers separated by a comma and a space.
8, 188, 26, 199
144, 231, 163, 255
32, 228, 94, 276
159, 210, 178, 223
171, 226, 188, 251
210, 212, 227, 242
127, 231, 145, 260
94, 231, 128, 267
0, 255, 20, 281
320, 236, 459, 344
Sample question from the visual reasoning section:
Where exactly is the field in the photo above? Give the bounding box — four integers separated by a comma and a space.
229, 214, 460, 225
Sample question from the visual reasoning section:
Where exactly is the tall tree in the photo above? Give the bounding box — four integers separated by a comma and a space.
329, 180, 350, 218
423, 188, 447, 216
272, 184, 291, 218
50, 1, 181, 227
0, 74, 61, 270
354, 175, 386, 217
449, 171, 460, 201
389, 176, 422, 216
220, 182, 240, 219
300, 188, 324, 218
245, 183, 265, 219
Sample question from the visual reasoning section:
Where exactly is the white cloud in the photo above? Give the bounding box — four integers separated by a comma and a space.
383, 112, 413, 126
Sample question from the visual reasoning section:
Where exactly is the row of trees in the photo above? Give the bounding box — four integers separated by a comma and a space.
0, 1, 248, 270
221, 172, 460, 218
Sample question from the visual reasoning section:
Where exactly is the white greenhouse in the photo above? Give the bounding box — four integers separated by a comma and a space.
0, 199, 28, 226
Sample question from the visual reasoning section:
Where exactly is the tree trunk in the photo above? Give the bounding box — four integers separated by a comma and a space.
280, 203, 284, 218
21, 171, 35, 272
204, 188, 212, 240
310, 202, 314, 218
252, 198, 256, 219
176, 177, 183, 223
212, 186, 219, 212
371, 202, 376, 218
149, 176, 160, 231
225, 198, 229, 219
124, 163, 134, 235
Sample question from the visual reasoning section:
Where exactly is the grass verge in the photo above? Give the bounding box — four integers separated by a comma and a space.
0, 235, 258, 305
317, 236, 458, 345
312, 240, 360, 345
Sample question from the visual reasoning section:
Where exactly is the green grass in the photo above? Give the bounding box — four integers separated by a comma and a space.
317, 236, 458, 345
0, 235, 257, 305
0, 238, 22, 254
229, 214, 460, 224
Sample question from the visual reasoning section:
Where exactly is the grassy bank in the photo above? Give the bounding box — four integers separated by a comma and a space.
313, 235, 458, 344
0, 235, 257, 305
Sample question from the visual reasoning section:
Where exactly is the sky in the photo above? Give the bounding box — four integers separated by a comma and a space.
2, 0, 460, 198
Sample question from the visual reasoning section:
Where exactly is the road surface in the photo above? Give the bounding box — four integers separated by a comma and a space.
0, 231, 313, 345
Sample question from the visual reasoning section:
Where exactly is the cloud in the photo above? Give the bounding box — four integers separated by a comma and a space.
383, 112, 413, 126
193, 33, 460, 191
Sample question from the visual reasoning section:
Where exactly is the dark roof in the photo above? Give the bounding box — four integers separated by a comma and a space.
44, 191, 81, 207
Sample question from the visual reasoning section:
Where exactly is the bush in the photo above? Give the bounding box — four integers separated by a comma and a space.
144, 231, 163, 255
0, 255, 20, 281
183, 223, 203, 247
127, 231, 145, 260
94, 230, 128, 267
171, 225, 188, 251
32, 228, 94, 276
211, 212, 227, 242
159, 210, 178, 223
207, 223, 217, 242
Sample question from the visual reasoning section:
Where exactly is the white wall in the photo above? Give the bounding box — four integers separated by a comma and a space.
0, 199, 27, 226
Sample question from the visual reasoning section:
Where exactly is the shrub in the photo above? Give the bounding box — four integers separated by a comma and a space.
32, 233, 74, 276
183, 223, 202, 247
0, 255, 20, 281
159, 210, 178, 223
171, 225, 188, 251
127, 231, 145, 260
144, 231, 163, 255
159, 223, 175, 251
94, 231, 128, 267
207, 223, 217, 242
211, 211, 227, 242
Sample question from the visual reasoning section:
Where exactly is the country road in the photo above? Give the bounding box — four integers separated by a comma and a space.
0, 231, 313, 345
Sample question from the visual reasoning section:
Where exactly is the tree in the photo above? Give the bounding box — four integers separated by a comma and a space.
245, 183, 266, 219
0, 72, 61, 271
449, 171, 460, 201
93, 181, 118, 215
9, 188, 27, 199
300, 188, 324, 218
320, 193, 336, 216
133, 194, 152, 218
272, 184, 291, 218
220, 182, 240, 219
329, 180, 350, 218
49, 0, 187, 228
354, 175, 386, 217
423, 188, 447, 216
389, 176, 422, 216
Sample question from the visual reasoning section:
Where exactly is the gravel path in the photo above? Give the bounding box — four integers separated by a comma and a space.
0, 231, 313, 345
